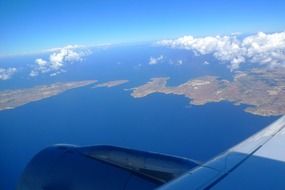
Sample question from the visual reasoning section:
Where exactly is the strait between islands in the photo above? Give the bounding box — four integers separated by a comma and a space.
0, 80, 129, 112
0, 68, 285, 117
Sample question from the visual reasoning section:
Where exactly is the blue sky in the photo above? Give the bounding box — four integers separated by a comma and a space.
0, 0, 285, 55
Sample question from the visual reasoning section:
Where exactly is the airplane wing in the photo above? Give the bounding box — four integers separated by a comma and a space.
18, 116, 285, 190
158, 115, 285, 190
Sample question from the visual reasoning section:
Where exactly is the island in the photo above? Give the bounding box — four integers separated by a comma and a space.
93, 80, 129, 88
131, 68, 285, 116
0, 80, 97, 111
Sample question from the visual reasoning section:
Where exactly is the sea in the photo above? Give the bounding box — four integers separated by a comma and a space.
0, 44, 277, 189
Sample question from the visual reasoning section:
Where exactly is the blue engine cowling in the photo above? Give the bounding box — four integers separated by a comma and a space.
17, 145, 199, 190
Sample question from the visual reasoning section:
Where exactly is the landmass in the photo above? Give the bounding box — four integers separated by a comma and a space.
131, 68, 285, 116
0, 80, 97, 111
93, 80, 128, 88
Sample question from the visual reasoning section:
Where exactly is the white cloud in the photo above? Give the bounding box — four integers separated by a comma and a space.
149, 55, 164, 65
203, 61, 210, 65
0, 67, 17, 80
177, 60, 183, 65
158, 31, 285, 70
242, 32, 285, 67
30, 45, 91, 77
35, 58, 47, 66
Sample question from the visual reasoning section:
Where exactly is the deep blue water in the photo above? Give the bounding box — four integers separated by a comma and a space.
0, 85, 277, 189
0, 45, 278, 189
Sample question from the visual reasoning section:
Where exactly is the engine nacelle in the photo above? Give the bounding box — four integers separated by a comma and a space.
17, 145, 198, 190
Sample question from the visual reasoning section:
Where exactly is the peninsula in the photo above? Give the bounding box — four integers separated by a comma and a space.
131, 68, 285, 116
0, 80, 97, 111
